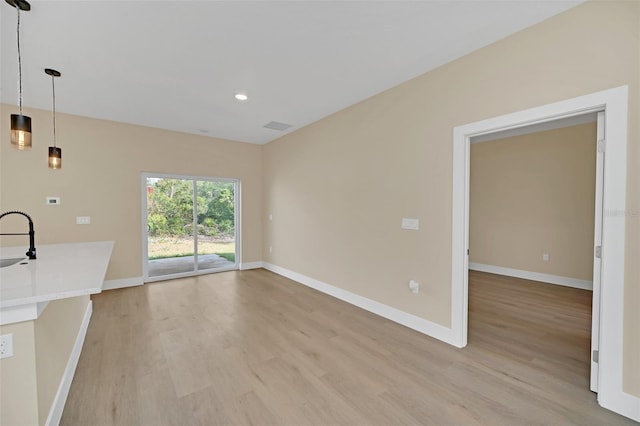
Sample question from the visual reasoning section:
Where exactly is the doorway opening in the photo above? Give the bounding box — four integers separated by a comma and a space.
467, 114, 600, 394
451, 86, 629, 416
142, 173, 240, 282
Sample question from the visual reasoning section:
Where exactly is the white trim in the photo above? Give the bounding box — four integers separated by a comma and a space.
469, 263, 593, 290
45, 300, 92, 426
235, 180, 243, 268
102, 277, 143, 291
263, 263, 456, 346
452, 86, 629, 418
141, 173, 149, 281
590, 110, 606, 392
609, 392, 640, 423
240, 261, 264, 270
192, 180, 199, 270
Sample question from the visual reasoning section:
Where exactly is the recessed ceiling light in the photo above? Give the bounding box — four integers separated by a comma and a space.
234, 93, 248, 101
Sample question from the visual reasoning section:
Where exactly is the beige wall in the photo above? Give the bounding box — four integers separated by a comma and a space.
469, 123, 597, 281
0, 297, 89, 426
35, 296, 89, 425
0, 108, 263, 280
0, 320, 39, 426
262, 1, 639, 396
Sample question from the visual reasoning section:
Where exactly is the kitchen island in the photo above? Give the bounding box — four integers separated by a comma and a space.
1, 241, 113, 325
0, 241, 114, 426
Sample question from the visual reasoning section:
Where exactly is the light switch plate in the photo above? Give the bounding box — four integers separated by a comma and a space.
401, 218, 419, 230
76, 216, 91, 225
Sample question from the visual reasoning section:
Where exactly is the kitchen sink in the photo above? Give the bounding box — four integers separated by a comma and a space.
0, 257, 27, 268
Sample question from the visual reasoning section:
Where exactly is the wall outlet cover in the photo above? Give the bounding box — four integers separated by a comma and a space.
0, 333, 14, 359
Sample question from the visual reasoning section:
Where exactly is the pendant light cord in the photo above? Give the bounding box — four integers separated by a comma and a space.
16, 5, 23, 114
51, 74, 56, 148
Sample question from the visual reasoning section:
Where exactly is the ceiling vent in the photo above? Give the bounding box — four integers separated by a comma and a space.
263, 121, 293, 131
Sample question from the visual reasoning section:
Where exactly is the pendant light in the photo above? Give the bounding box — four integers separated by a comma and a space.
6, 0, 32, 150
45, 68, 62, 169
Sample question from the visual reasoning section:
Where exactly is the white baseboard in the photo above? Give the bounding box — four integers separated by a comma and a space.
469, 262, 593, 290
601, 390, 640, 422
240, 261, 264, 270
45, 300, 92, 426
102, 277, 143, 291
262, 263, 456, 346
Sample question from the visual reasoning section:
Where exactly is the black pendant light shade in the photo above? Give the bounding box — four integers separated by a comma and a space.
5, 0, 30, 10
48, 146, 62, 169
7, 0, 32, 150
45, 68, 62, 169
10, 114, 32, 150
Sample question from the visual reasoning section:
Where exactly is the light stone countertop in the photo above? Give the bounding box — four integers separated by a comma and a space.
0, 241, 113, 325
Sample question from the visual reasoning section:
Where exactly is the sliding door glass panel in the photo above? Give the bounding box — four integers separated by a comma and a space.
146, 177, 195, 278
196, 180, 236, 271
144, 174, 239, 281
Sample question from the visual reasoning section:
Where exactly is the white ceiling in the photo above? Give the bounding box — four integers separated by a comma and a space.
1, 0, 584, 145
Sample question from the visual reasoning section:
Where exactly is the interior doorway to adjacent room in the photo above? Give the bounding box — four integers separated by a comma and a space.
451, 86, 629, 416
467, 113, 600, 393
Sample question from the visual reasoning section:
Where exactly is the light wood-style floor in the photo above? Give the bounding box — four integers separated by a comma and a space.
61, 269, 637, 425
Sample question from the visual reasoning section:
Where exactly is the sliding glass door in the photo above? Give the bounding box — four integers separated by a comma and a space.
195, 180, 237, 272
143, 174, 239, 282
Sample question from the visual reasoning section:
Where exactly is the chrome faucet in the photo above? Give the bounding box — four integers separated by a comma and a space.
0, 211, 36, 259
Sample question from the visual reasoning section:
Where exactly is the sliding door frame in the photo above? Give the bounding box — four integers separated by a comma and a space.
141, 172, 242, 282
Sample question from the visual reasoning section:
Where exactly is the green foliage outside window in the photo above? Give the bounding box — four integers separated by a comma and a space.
147, 178, 235, 239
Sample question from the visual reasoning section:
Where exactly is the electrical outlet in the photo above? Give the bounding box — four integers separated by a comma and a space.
409, 280, 419, 294
0, 334, 14, 359
269, 246, 273, 253
543, 253, 550, 262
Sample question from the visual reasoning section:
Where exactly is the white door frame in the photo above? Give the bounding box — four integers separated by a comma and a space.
590, 110, 605, 392
451, 86, 638, 420
141, 172, 242, 282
